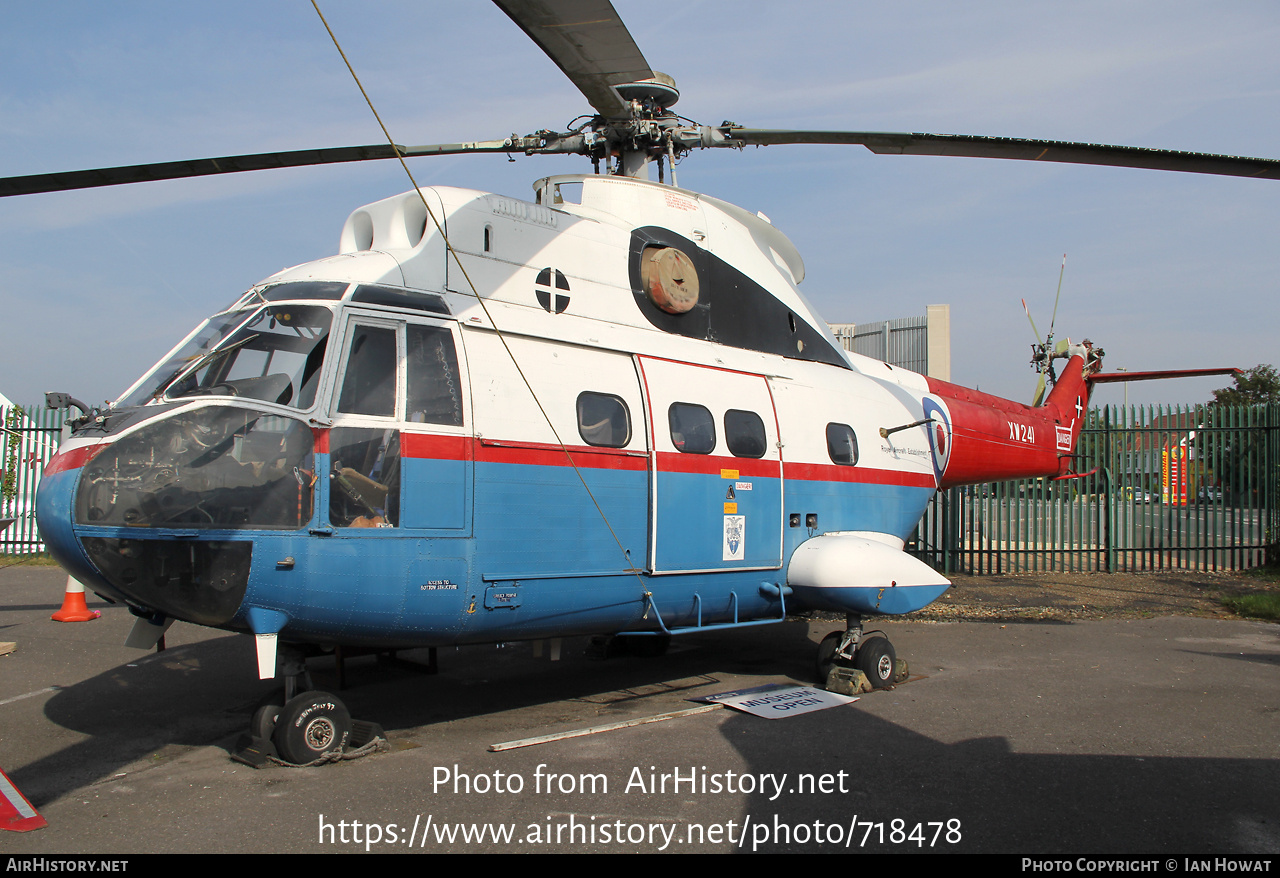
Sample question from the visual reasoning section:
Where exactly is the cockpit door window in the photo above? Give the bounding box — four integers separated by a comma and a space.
336, 323, 399, 418
406, 324, 463, 426
326, 315, 470, 531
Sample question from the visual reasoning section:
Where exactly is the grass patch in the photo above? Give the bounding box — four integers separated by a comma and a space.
0, 553, 62, 568
1222, 591, 1280, 620
1243, 565, 1280, 584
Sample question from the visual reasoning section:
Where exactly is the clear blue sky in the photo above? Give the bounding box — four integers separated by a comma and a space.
2, 1, 1277, 408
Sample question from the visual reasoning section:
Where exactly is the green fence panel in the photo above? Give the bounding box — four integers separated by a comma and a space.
912, 404, 1279, 574
1, 405, 66, 553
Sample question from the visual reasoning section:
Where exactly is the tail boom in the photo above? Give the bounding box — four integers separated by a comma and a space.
926, 348, 1098, 488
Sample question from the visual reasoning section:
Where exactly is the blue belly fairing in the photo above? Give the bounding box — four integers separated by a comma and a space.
45, 448, 941, 646
789, 582, 951, 616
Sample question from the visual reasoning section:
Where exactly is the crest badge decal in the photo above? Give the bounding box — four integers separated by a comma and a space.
723, 515, 745, 561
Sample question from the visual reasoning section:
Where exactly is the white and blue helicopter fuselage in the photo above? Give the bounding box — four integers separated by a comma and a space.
37, 173, 994, 676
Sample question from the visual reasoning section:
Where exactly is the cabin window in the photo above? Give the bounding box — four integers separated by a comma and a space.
329, 426, 400, 528
724, 409, 767, 459
406, 325, 463, 426
337, 325, 397, 417
669, 403, 715, 454
576, 392, 630, 448
483, 224, 493, 252
826, 422, 859, 466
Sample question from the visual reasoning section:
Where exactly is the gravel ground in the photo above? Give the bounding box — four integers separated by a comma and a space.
908, 569, 1273, 622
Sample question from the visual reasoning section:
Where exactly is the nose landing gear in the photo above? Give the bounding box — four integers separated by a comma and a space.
232, 645, 384, 767
816, 614, 903, 691
271, 692, 353, 764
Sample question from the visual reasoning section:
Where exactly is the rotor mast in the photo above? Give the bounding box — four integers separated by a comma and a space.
598, 73, 681, 179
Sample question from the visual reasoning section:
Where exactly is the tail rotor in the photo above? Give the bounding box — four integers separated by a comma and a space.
1023, 255, 1069, 406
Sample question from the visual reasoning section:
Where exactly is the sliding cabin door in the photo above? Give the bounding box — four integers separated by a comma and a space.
638, 356, 783, 573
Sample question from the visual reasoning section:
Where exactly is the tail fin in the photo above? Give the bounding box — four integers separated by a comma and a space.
1043, 340, 1103, 475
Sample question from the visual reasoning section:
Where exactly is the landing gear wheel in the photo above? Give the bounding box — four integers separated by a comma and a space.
250, 687, 286, 739
272, 691, 351, 764
856, 636, 897, 689
250, 703, 282, 741
815, 631, 847, 683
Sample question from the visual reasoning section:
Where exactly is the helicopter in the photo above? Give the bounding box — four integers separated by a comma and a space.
12, 1, 1277, 764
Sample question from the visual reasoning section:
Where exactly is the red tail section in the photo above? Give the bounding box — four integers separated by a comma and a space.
925, 343, 1100, 488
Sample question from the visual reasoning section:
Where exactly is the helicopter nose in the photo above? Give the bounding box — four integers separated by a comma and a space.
79, 536, 253, 627
37, 438, 255, 626
37, 440, 119, 597
42, 404, 317, 627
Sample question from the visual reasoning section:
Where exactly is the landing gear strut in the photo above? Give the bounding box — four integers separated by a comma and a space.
815, 613, 898, 689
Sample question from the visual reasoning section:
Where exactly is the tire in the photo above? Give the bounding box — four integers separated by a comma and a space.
272, 691, 351, 764
250, 687, 286, 740
815, 631, 844, 683
250, 703, 281, 741
856, 636, 897, 689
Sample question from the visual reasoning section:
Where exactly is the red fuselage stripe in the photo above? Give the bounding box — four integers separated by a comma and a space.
44, 443, 105, 477
400, 435, 933, 487
49, 429, 936, 490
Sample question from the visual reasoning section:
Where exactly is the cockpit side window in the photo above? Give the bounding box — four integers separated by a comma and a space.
329, 426, 400, 528
328, 320, 463, 528
337, 324, 398, 417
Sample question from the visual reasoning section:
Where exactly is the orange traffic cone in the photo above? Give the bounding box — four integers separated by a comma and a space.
52, 576, 100, 622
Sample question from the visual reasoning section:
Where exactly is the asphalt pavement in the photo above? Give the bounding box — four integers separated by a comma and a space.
2, 564, 1278, 854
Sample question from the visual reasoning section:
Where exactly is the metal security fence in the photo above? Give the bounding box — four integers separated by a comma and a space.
913, 404, 1280, 574
4, 401, 1277, 570
1, 405, 65, 552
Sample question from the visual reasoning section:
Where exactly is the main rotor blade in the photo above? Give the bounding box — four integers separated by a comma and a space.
492, 0, 653, 118
721, 130, 1280, 180
1089, 367, 1240, 384
0, 140, 526, 198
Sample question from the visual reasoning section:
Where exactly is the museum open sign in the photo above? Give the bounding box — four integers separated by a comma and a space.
698, 684, 856, 718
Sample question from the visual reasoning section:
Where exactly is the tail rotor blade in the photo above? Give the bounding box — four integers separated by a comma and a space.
1047, 254, 1066, 341
1032, 371, 1048, 407
1021, 298, 1042, 343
